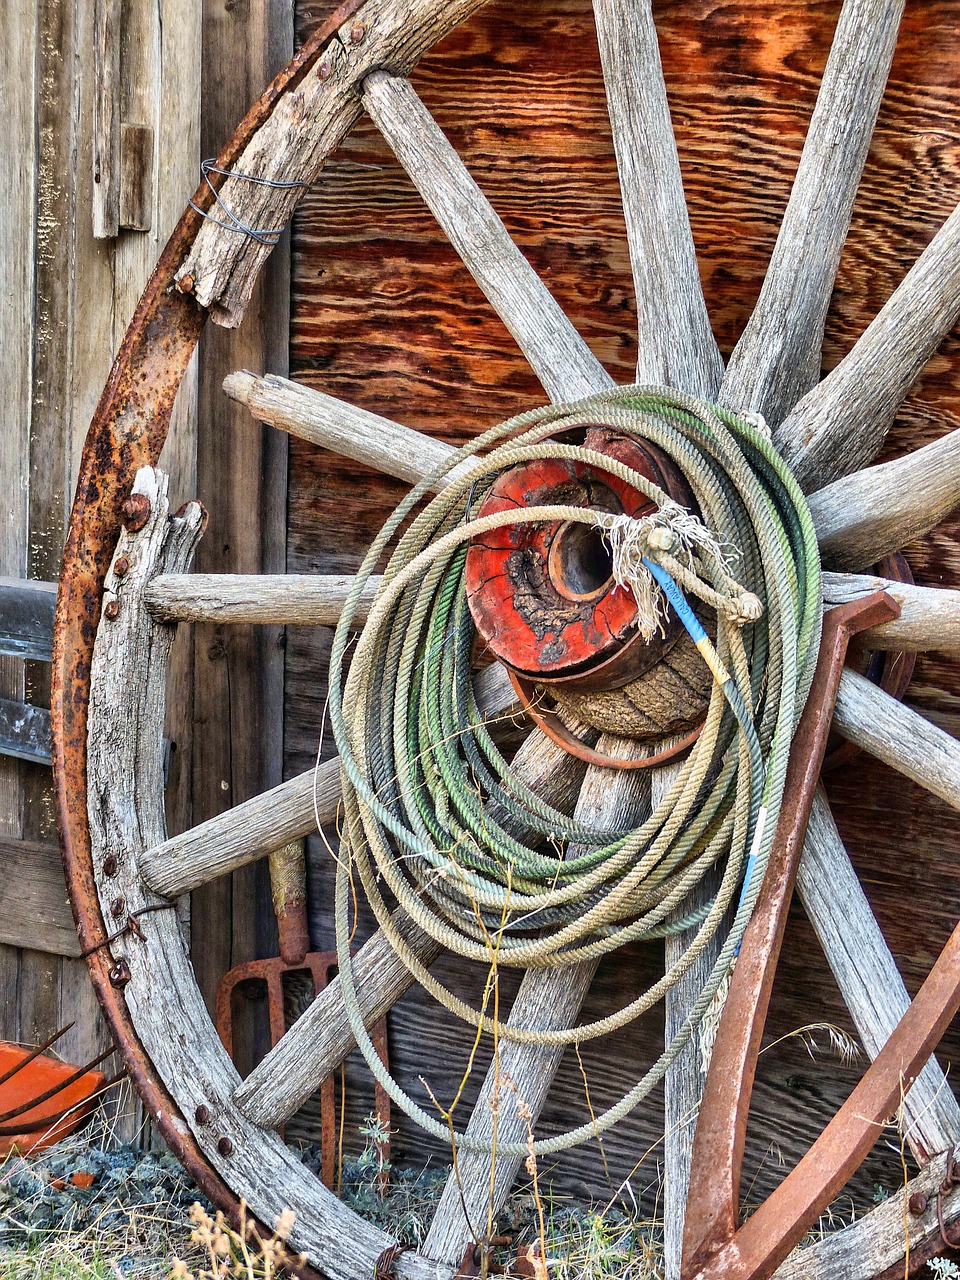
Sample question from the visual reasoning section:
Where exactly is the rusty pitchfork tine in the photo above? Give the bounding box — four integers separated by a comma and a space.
682, 591, 901, 1279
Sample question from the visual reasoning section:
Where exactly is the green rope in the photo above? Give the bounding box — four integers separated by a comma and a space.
326, 386, 821, 1157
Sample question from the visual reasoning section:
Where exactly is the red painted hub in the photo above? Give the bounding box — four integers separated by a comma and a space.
465, 428, 693, 688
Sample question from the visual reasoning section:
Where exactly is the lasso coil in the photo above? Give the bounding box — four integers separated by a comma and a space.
327, 386, 821, 1156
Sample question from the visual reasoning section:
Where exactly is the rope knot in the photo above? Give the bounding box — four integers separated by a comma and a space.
600, 500, 759, 642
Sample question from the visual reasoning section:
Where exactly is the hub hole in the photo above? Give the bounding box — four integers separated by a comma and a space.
549, 522, 614, 602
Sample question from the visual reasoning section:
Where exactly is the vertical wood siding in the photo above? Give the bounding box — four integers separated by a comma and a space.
0, 0, 289, 1128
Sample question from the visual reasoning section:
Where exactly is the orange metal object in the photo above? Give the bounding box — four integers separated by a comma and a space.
507, 670, 702, 770
0, 1042, 106, 1156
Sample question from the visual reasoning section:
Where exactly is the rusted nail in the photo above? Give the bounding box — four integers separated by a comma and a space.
217, 1136, 233, 1157
194, 1104, 211, 1125
177, 273, 195, 295
121, 492, 152, 532
110, 897, 126, 918
103, 599, 121, 621
909, 1192, 928, 1215
102, 854, 118, 877
108, 958, 131, 988
317, 56, 333, 79
113, 556, 130, 578
349, 20, 365, 41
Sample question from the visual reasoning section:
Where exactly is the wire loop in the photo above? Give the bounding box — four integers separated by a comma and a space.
188, 157, 307, 246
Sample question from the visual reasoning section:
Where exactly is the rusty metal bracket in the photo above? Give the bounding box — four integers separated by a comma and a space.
675, 588, 960, 1280
682, 591, 903, 1280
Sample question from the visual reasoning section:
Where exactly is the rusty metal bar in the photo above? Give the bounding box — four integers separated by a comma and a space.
682, 591, 901, 1278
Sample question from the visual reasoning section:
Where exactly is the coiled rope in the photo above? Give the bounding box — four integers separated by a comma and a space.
327, 386, 821, 1156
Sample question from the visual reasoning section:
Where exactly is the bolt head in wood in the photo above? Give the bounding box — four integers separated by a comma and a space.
194, 1104, 211, 1125
108, 958, 131, 988
113, 556, 131, 578
217, 1136, 233, 1157
176, 273, 195, 295
110, 897, 126, 918
102, 855, 118, 877
121, 492, 152, 532
908, 1192, 928, 1215
349, 21, 365, 42
317, 56, 333, 79
103, 599, 121, 621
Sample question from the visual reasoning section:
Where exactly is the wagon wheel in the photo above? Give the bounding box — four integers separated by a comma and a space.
50, 2, 960, 1279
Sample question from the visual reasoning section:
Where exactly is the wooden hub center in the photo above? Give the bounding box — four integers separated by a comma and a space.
465, 428, 694, 691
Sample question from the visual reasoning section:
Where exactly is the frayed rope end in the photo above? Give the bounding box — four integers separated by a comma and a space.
601, 501, 736, 641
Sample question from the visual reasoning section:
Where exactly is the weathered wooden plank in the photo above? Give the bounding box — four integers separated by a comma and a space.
822, 571, 960, 651
188, 0, 291, 1045
178, 0, 492, 327
0, 579, 56, 662
722, 0, 904, 429
0, 838, 80, 959
0, 700, 52, 767
118, 122, 154, 232
784, 203, 960, 489
592, 0, 721, 397
26, 0, 105, 1091
798, 788, 960, 1160
810, 426, 960, 571
0, 0, 37, 1054
833, 668, 960, 807
145, 571, 380, 626
91, 0, 121, 237
363, 71, 613, 403
223, 370, 471, 488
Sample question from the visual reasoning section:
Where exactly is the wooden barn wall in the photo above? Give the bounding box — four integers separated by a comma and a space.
0, 1, 290, 1127
285, 0, 960, 1209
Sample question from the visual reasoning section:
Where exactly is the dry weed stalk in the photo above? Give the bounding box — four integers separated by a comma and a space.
169, 1201, 303, 1280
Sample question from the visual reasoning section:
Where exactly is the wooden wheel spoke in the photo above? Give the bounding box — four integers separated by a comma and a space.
224, 370, 475, 489
784, 203, 960, 489
811, 427, 960, 572
145, 571, 381, 626
592, 0, 721, 397
422, 742, 652, 1266
798, 788, 960, 1159
721, 0, 904, 429
833, 668, 960, 808
362, 71, 614, 404
823, 571, 960, 652
140, 664, 517, 901
138, 762, 340, 899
